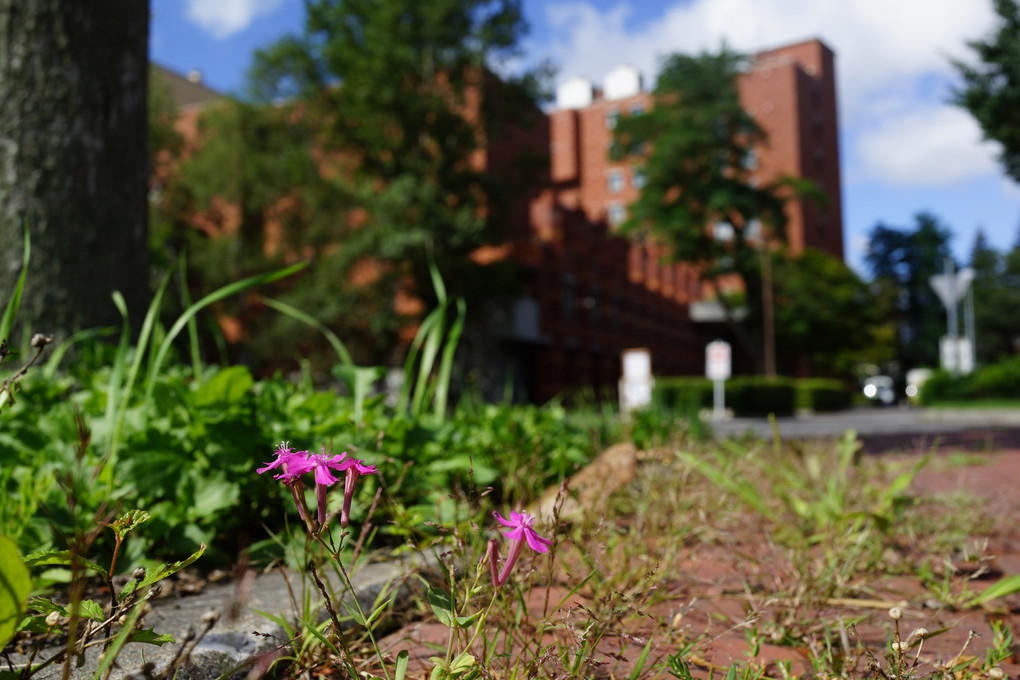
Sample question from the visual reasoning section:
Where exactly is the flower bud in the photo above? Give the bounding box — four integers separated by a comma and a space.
45, 611, 61, 628
988, 668, 1005, 680
911, 628, 929, 640
888, 607, 903, 620
201, 610, 220, 626
118, 615, 128, 626
891, 642, 904, 652
132, 567, 146, 581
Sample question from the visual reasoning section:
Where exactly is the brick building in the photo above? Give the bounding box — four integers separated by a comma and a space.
493, 38, 844, 401
158, 38, 843, 403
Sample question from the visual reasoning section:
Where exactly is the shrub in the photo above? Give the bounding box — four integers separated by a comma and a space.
796, 378, 851, 412
920, 356, 1020, 404
727, 377, 796, 417
653, 377, 713, 411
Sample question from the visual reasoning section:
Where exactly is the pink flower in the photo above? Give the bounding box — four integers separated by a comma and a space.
340, 460, 377, 528
488, 510, 551, 588
257, 442, 314, 526
284, 447, 352, 525
256, 442, 305, 479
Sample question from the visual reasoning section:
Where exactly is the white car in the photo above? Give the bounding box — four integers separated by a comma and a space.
862, 375, 895, 405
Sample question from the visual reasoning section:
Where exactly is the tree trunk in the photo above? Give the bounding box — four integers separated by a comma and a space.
0, 1, 150, 344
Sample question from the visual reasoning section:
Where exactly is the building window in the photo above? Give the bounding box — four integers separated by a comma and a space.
742, 148, 758, 170
631, 166, 646, 189
608, 202, 627, 228
562, 276, 576, 321
630, 103, 645, 117
605, 108, 620, 129
607, 168, 625, 193
588, 286, 599, 325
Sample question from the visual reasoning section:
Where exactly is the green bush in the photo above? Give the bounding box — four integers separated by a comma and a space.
727, 377, 796, 417
796, 378, 851, 412
920, 357, 1020, 404
653, 377, 713, 411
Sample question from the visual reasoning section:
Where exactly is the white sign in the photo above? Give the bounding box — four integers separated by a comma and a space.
705, 340, 731, 381
930, 268, 974, 307
620, 348, 653, 413
939, 336, 974, 375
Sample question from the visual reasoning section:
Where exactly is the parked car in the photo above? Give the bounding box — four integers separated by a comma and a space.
862, 375, 895, 406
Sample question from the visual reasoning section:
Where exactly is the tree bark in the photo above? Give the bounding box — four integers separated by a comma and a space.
0, 1, 150, 343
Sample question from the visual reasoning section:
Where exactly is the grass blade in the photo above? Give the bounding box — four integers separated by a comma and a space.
258, 295, 353, 366
142, 262, 306, 413
0, 221, 29, 346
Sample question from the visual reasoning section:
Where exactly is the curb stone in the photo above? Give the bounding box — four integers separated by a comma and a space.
10, 552, 438, 680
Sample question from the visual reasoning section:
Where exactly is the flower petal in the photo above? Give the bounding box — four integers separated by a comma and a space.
524, 528, 552, 553
493, 511, 516, 528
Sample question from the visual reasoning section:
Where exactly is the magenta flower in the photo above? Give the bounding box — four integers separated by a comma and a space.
256, 444, 380, 534
257, 442, 314, 526
282, 447, 352, 525
488, 510, 551, 588
340, 460, 377, 528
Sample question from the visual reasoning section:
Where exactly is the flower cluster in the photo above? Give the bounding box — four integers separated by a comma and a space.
257, 442, 377, 533
486, 510, 551, 588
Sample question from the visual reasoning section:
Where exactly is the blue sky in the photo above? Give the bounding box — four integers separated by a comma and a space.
151, 0, 1019, 275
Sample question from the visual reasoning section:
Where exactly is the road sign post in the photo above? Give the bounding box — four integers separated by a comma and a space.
705, 340, 731, 420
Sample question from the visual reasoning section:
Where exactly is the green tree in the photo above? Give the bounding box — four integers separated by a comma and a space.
162, 0, 545, 369
245, 0, 542, 355
0, 2, 150, 342
969, 228, 1020, 362
864, 212, 954, 372
611, 47, 791, 372
951, 0, 1020, 182
771, 249, 885, 377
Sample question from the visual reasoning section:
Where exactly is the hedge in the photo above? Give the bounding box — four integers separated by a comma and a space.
654, 375, 850, 416
796, 378, 852, 412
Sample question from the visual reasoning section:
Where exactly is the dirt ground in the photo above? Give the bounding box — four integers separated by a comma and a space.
379, 446, 1020, 679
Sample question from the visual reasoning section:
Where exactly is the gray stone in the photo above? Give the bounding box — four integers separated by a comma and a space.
5, 551, 439, 680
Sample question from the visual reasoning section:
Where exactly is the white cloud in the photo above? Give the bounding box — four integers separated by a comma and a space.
185, 0, 290, 39
856, 106, 1000, 185
542, 0, 995, 118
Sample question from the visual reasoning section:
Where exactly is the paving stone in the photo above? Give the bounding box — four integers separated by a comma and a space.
6, 551, 437, 680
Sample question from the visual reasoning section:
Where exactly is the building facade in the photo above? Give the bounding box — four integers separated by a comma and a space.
496, 39, 844, 401
159, 38, 844, 403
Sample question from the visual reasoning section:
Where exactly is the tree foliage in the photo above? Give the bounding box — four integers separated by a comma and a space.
952, 0, 1020, 182
771, 249, 885, 377
969, 228, 1020, 362
611, 47, 790, 370
157, 0, 544, 369
864, 212, 954, 372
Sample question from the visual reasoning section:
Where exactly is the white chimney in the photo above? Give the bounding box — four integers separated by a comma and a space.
604, 65, 642, 101
556, 76, 594, 109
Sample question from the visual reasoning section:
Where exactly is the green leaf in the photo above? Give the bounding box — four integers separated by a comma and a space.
0, 535, 32, 650
119, 543, 206, 601
22, 550, 108, 580
427, 587, 455, 627
968, 574, 1020, 607
453, 613, 480, 628
395, 650, 409, 680
449, 652, 476, 677
340, 599, 367, 626
129, 627, 175, 646
0, 222, 29, 346
193, 365, 255, 408
366, 597, 394, 626
106, 509, 152, 541
79, 599, 104, 622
